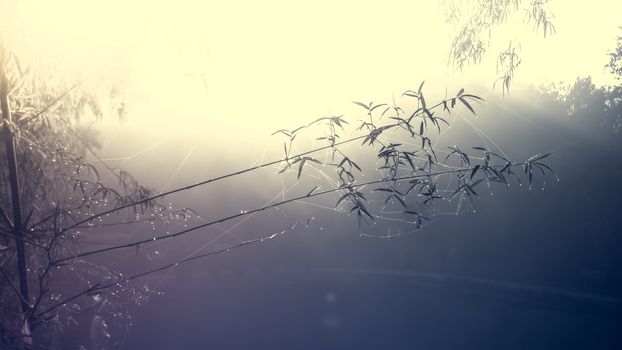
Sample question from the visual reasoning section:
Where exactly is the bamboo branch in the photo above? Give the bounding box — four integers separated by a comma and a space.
53, 163, 520, 264
37, 161, 526, 319
53, 97, 455, 235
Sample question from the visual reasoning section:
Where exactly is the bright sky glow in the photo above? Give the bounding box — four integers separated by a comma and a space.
2, 0, 621, 132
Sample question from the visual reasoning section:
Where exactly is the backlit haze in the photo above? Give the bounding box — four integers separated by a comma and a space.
3, 2, 622, 348
2, 0, 621, 134
3, 0, 621, 217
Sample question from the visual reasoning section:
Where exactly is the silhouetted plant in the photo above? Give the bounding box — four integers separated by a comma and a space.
1, 48, 555, 349
0, 48, 196, 349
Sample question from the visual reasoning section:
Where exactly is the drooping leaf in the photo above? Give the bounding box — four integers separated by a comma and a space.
402, 90, 419, 98
470, 165, 481, 180
350, 159, 362, 172
424, 196, 442, 205
370, 103, 388, 113
373, 188, 395, 193
335, 192, 350, 208
297, 158, 307, 179
272, 129, 291, 137
459, 96, 476, 114
352, 101, 370, 111
358, 203, 374, 221
394, 194, 407, 208
461, 94, 484, 101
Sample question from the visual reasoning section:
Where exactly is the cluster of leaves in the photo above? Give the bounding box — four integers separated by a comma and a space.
494, 41, 521, 95
607, 26, 622, 80
524, 0, 556, 37
271, 82, 554, 235
445, 0, 555, 92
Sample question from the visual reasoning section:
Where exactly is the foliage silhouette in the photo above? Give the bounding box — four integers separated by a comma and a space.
1, 49, 555, 348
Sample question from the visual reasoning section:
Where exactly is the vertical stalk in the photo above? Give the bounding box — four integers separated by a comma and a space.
1, 52, 32, 346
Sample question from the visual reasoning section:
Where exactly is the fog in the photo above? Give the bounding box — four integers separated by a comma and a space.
2, 1, 622, 349
94, 87, 621, 350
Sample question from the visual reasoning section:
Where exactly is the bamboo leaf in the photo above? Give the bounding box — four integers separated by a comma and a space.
272, 129, 291, 137
402, 91, 419, 98
350, 160, 362, 172
358, 203, 374, 221
461, 94, 484, 101
297, 158, 307, 179
394, 195, 406, 208
470, 165, 481, 180
306, 186, 318, 197
424, 196, 442, 205
417, 81, 425, 95
373, 188, 394, 193
352, 101, 370, 111
370, 103, 388, 112
459, 96, 476, 114
335, 193, 350, 208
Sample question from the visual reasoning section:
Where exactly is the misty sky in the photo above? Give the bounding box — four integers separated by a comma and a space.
2, 0, 621, 132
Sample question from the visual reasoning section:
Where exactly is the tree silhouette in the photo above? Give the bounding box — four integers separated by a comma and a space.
536, 26, 622, 135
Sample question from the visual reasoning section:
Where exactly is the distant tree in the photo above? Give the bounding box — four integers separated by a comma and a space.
446, 1, 621, 132
537, 27, 622, 135
1, 40, 555, 349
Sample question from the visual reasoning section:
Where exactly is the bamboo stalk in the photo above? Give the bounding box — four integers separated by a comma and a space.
1, 49, 32, 348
